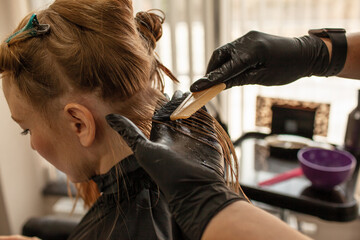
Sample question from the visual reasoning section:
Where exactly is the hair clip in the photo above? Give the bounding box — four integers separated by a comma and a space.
5, 13, 50, 44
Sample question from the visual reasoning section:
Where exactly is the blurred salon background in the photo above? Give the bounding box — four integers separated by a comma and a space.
1, 0, 360, 239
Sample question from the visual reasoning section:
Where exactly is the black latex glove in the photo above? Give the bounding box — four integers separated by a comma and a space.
190, 31, 330, 91
106, 93, 243, 240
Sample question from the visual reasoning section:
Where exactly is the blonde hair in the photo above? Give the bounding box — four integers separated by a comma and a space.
0, 0, 247, 207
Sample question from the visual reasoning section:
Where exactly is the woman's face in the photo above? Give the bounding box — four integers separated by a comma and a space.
2, 78, 97, 182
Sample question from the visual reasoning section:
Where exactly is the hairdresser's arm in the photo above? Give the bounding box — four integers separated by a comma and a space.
202, 201, 311, 240
0, 236, 40, 240
190, 30, 359, 92
338, 33, 360, 79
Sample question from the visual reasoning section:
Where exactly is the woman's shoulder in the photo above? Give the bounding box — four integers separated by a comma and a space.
68, 187, 185, 240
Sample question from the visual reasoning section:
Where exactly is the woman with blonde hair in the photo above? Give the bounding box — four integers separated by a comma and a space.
0, 0, 244, 239
0, 0, 310, 239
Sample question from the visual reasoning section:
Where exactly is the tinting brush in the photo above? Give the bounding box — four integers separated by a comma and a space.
170, 83, 226, 120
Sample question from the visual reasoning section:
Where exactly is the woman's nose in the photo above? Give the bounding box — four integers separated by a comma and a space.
30, 138, 35, 151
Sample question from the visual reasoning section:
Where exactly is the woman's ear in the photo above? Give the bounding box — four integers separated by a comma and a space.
64, 103, 96, 147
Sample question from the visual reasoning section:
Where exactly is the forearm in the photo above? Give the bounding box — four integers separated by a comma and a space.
202, 201, 312, 240
335, 33, 360, 79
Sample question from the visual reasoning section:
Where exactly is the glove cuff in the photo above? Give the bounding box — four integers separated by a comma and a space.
309, 28, 347, 76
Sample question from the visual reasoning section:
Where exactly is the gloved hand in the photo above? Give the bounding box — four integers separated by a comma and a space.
190, 31, 331, 91
106, 93, 244, 240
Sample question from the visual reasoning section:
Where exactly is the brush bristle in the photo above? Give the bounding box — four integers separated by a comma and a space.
152, 92, 190, 121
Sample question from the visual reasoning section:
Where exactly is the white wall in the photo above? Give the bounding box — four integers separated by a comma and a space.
0, 0, 47, 234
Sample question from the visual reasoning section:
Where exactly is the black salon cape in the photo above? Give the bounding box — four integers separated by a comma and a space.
67, 155, 185, 240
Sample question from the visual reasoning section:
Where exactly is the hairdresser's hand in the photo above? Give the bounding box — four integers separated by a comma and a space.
0, 236, 40, 240
191, 31, 330, 91
106, 94, 243, 240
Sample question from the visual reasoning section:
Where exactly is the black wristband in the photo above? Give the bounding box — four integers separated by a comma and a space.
308, 28, 347, 76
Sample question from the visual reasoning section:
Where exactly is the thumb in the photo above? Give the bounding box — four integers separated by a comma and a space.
191, 59, 244, 92
106, 114, 149, 152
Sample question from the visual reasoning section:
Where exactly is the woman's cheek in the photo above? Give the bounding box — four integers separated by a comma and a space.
30, 133, 58, 167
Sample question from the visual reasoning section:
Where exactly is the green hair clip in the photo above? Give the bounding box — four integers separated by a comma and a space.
5, 13, 50, 44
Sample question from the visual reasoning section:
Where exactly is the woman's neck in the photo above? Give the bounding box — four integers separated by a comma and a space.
96, 130, 134, 175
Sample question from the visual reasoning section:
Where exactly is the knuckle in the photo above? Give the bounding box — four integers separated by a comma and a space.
246, 30, 262, 37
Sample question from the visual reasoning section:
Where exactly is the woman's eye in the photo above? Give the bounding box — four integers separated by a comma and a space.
21, 129, 30, 135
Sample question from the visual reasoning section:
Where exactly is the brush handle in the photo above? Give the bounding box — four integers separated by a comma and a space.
170, 83, 226, 120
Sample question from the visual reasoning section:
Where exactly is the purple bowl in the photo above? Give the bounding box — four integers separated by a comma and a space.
297, 148, 356, 190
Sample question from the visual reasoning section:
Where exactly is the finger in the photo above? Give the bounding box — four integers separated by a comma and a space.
153, 91, 190, 121
172, 90, 190, 101
106, 114, 149, 151
171, 90, 184, 101
163, 93, 170, 101
190, 45, 233, 92
190, 77, 218, 92
224, 67, 267, 88
206, 44, 231, 74
207, 59, 242, 83
191, 59, 244, 92
192, 57, 246, 92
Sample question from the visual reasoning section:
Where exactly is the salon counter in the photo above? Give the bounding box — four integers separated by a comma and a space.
237, 138, 359, 222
